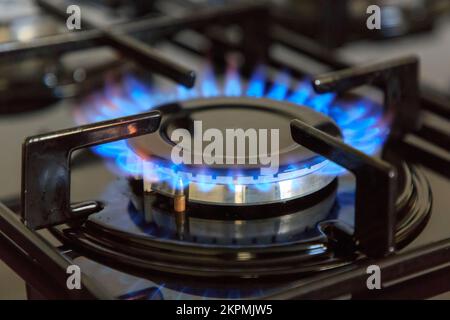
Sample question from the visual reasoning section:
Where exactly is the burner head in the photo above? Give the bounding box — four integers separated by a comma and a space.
129, 97, 341, 171
128, 97, 341, 206
142, 179, 338, 244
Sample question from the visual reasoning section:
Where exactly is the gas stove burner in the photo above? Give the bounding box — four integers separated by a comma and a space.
125, 96, 343, 243
129, 97, 341, 206
71, 64, 393, 251
63, 63, 429, 279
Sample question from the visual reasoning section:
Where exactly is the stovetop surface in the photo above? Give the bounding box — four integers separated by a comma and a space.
0, 1, 449, 300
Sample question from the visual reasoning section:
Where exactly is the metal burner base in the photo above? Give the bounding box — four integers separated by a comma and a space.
142, 179, 337, 245
50, 163, 432, 281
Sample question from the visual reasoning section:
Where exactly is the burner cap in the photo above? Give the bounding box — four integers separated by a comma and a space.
127, 97, 341, 205
128, 97, 341, 173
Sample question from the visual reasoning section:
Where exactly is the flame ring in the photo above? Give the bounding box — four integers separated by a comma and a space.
75, 66, 390, 189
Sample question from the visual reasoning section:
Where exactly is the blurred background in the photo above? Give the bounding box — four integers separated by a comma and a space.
0, 0, 449, 299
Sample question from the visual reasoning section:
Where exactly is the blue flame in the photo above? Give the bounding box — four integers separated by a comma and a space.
246, 66, 266, 97
75, 63, 389, 185
267, 71, 290, 100
201, 65, 219, 97
224, 64, 242, 96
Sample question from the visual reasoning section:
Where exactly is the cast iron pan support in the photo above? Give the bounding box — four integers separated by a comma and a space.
296, 56, 421, 257
22, 111, 161, 230
35, 0, 196, 88
313, 56, 420, 137
290, 120, 397, 258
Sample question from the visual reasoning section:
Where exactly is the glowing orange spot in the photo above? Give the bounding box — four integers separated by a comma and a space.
127, 124, 137, 134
